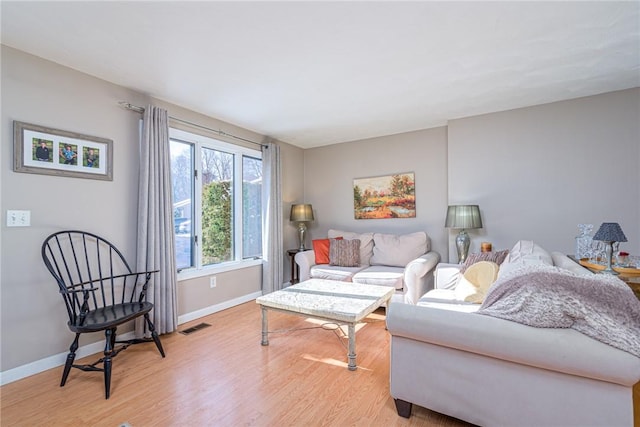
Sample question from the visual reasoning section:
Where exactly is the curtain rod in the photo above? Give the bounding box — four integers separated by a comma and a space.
118, 101, 267, 148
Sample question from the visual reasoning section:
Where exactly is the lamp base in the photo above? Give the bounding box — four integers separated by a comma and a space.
455, 230, 470, 263
297, 222, 308, 251
598, 240, 619, 275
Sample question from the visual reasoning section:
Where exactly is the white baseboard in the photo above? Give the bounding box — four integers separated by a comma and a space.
0, 291, 262, 386
177, 291, 262, 324
0, 330, 135, 387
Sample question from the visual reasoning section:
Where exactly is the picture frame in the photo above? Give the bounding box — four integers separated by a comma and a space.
13, 121, 113, 181
353, 172, 416, 219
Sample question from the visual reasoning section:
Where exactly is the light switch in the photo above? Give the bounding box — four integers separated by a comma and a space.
7, 210, 31, 227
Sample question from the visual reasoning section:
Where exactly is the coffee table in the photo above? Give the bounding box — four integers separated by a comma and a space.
256, 279, 395, 370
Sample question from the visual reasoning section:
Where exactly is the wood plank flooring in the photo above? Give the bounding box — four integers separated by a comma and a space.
1, 301, 472, 426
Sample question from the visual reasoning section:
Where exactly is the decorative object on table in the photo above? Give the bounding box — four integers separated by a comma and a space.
445, 205, 483, 263
589, 240, 605, 264
353, 172, 415, 219
617, 251, 629, 266
592, 222, 627, 274
290, 204, 314, 251
13, 121, 113, 181
577, 257, 640, 286
575, 224, 594, 259
481, 242, 492, 253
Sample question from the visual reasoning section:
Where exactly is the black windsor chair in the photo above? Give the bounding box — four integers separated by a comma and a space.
41, 230, 165, 399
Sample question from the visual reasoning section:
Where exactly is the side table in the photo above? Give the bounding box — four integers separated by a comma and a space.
623, 277, 640, 300
568, 255, 640, 300
287, 249, 303, 284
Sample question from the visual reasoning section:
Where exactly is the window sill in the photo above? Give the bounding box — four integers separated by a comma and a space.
177, 258, 263, 281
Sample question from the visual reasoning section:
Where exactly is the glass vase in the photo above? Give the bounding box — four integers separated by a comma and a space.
575, 224, 593, 260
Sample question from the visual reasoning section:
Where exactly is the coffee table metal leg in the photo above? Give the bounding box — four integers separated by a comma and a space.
261, 306, 269, 346
347, 323, 357, 370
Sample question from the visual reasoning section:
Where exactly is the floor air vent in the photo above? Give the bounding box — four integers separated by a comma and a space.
179, 322, 212, 335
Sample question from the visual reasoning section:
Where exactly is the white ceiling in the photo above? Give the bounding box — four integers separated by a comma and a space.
1, 1, 639, 149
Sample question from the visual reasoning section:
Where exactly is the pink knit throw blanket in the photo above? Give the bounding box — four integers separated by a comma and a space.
477, 264, 640, 358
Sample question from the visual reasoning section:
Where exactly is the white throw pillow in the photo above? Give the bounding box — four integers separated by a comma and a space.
328, 229, 374, 266
498, 241, 553, 280
506, 240, 553, 266
370, 231, 428, 268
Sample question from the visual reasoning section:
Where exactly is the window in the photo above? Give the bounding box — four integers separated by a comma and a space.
170, 128, 262, 276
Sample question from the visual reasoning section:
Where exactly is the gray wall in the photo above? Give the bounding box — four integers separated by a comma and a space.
448, 89, 640, 260
0, 46, 303, 373
302, 127, 449, 257
302, 89, 640, 263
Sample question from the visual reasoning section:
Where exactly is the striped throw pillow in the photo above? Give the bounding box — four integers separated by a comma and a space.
460, 250, 509, 273
329, 239, 361, 267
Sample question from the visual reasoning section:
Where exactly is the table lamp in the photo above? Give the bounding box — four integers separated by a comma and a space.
290, 204, 314, 251
445, 205, 483, 263
592, 222, 627, 274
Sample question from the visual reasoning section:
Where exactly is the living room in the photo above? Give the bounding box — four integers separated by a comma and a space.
1, 1, 639, 425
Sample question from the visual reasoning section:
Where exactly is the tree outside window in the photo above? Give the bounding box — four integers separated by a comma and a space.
170, 129, 262, 273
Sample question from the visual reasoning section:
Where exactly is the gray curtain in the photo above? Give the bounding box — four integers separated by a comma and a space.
136, 105, 178, 335
261, 141, 284, 293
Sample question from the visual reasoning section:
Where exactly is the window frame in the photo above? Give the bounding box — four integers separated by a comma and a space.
170, 127, 263, 281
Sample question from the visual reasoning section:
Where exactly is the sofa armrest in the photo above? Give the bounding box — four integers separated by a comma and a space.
434, 262, 462, 290
550, 252, 592, 275
403, 251, 440, 304
294, 250, 316, 282
386, 302, 640, 386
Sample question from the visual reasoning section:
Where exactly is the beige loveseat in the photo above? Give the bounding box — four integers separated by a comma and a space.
387, 240, 640, 426
294, 229, 440, 304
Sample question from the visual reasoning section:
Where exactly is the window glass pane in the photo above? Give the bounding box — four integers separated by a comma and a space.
170, 140, 194, 270
201, 147, 234, 265
243, 156, 262, 258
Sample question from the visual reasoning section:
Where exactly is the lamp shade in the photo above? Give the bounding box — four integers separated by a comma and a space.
445, 205, 483, 229
593, 222, 627, 242
290, 204, 314, 222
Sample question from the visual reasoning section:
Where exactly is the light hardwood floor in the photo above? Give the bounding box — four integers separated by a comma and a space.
1, 301, 472, 427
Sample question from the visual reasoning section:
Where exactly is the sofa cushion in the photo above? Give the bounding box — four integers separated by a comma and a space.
460, 250, 509, 273
329, 238, 360, 267
498, 240, 553, 279
352, 266, 404, 290
328, 229, 374, 266
312, 237, 343, 264
505, 240, 553, 265
455, 261, 500, 303
416, 289, 481, 312
370, 231, 428, 268
310, 264, 363, 282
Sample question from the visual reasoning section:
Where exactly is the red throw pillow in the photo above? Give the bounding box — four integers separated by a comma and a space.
313, 237, 342, 264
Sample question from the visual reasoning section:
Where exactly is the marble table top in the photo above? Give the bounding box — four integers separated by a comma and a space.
256, 279, 395, 323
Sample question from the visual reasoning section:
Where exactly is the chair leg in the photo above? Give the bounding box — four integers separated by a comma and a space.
144, 313, 165, 358
110, 326, 117, 349
103, 328, 115, 399
61, 334, 80, 387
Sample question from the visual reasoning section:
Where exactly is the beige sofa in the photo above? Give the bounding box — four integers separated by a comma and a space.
294, 229, 440, 304
387, 240, 640, 426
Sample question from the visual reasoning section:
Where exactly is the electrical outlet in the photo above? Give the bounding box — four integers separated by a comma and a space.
7, 210, 31, 227
210, 276, 217, 288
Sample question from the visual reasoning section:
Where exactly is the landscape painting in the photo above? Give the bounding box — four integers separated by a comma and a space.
353, 172, 415, 219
